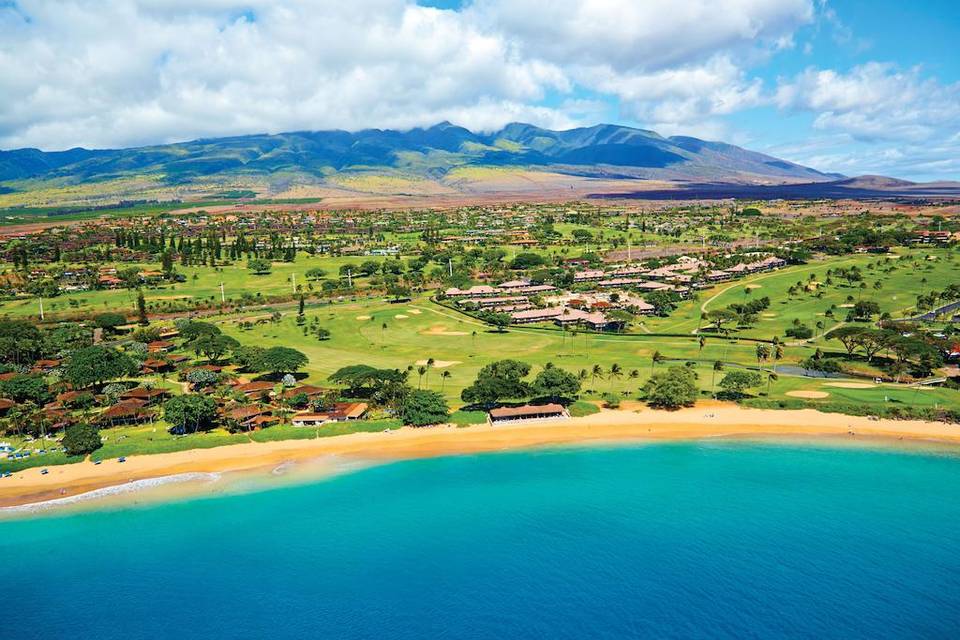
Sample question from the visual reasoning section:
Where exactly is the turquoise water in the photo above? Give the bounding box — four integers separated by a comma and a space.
3, 442, 960, 639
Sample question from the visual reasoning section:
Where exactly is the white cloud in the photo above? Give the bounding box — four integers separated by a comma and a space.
0, 0, 574, 149
775, 63, 960, 142
0, 0, 820, 150
467, 0, 813, 71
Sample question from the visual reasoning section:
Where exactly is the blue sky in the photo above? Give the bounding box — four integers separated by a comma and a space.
1, 0, 958, 180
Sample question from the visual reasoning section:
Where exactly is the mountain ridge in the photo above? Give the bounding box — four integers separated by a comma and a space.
0, 122, 841, 186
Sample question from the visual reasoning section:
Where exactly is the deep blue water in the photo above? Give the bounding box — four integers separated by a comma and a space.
3, 442, 960, 639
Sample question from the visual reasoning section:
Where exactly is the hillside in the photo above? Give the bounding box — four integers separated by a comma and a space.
0, 122, 838, 196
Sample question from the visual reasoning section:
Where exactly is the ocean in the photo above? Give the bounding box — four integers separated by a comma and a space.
2, 441, 960, 639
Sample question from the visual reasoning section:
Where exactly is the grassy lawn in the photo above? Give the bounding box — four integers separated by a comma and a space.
0, 254, 396, 318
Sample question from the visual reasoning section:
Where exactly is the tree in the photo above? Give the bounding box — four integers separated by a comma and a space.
481, 311, 511, 333
329, 364, 407, 396
62, 422, 102, 456
718, 370, 763, 398
461, 359, 532, 407
509, 252, 546, 270
650, 350, 665, 374
184, 368, 220, 388
43, 322, 93, 356
531, 367, 581, 401
190, 333, 239, 363
136, 290, 149, 326
163, 395, 217, 434
645, 290, 680, 316
94, 312, 127, 333
0, 320, 43, 365
233, 345, 267, 372
644, 366, 698, 409
711, 360, 724, 396
305, 267, 327, 280
63, 346, 137, 389
706, 308, 738, 334
179, 323, 222, 347
831, 326, 866, 356
400, 390, 449, 426
853, 299, 881, 320
0, 374, 52, 404
755, 344, 771, 369
247, 258, 272, 275
261, 347, 308, 375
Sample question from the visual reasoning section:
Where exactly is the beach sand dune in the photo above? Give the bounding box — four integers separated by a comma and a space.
3, 403, 960, 512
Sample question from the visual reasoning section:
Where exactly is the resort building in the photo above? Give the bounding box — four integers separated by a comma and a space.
488, 404, 569, 424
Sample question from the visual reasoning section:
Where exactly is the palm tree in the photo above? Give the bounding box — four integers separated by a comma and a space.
425, 358, 435, 387
766, 371, 778, 396
440, 370, 452, 392
711, 360, 724, 397
577, 369, 589, 384
416, 365, 427, 389
381, 322, 387, 342
698, 335, 706, 353
608, 363, 623, 389
755, 344, 770, 370
628, 369, 639, 381
651, 350, 665, 374
590, 364, 604, 388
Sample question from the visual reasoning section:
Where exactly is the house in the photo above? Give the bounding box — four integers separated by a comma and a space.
98, 399, 154, 426
233, 381, 275, 398
912, 230, 952, 245
141, 358, 175, 374
629, 300, 656, 315
597, 277, 646, 289
330, 402, 368, 420
221, 405, 269, 424
120, 387, 171, 404
291, 412, 332, 427
497, 279, 531, 290
573, 269, 606, 283
282, 385, 329, 401
31, 359, 61, 374
488, 403, 569, 424
510, 307, 564, 324
147, 340, 175, 353
247, 415, 280, 429
444, 285, 499, 298
0, 398, 14, 416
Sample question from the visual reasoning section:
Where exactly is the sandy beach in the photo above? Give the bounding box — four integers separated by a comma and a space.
3, 402, 959, 512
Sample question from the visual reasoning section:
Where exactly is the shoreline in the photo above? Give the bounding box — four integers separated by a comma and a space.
3, 402, 960, 515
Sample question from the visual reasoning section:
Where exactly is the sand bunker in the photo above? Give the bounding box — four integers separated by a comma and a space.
762, 313, 777, 317
825, 382, 874, 389
355, 315, 371, 320
838, 304, 854, 308
421, 325, 468, 336
394, 314, 408, 319
745, 284, 763, 289
786, 390, 830, 399
408, 309, 422, 315
415, 359, 461, 368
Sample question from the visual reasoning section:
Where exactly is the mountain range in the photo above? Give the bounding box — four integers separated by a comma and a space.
0, 122, 840, 185
3, 122, 959, 207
